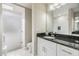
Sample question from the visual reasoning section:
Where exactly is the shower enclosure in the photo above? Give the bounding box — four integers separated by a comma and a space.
2, 4, 25, 55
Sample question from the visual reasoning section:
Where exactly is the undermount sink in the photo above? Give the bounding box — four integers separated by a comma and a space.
43, 36, 55, 39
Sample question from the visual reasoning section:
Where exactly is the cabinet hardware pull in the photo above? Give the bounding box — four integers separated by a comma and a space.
62, 49, 72, 55
75, 40, 79, 43
42, 47, 46, 53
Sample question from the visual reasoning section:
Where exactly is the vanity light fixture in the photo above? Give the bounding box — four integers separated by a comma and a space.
60, 3, 66, 6
56, 5, 61, 8
2, 4, 13, 10
49, 3, 67, 11
53, 3, 59, 7
49, 4, 55, 11
75, 17, 79, 22
75, 20, 79, 22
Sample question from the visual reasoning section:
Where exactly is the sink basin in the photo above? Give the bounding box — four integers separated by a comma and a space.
43, 36, 55, 39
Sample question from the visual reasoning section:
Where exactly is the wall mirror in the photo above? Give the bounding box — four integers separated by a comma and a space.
46, 3, 79, 34
73, 12, 79, 31
72, 10, 79, 34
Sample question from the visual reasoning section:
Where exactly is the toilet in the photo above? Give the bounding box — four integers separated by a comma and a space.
26, 42, 32, 53
2, 34, 7, 56
2, 45, 7, 56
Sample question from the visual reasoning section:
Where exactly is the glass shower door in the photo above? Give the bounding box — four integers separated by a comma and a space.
2, 9, 23, 52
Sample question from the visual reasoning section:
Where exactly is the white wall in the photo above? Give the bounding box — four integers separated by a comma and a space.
47, 12, 54, 32
32, 4, 46, 55
25, 8, 32, 47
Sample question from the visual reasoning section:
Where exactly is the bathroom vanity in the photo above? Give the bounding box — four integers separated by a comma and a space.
37, 33, 79, 56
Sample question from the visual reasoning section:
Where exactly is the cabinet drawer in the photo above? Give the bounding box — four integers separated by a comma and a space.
57, 44, 79, 56
57, 44, 73, 56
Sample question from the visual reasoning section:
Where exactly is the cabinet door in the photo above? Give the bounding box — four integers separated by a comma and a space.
44, 40, 56, 56
37, 37, 56, 56
57, 44, 79, 56
57, 44, 73, 56
73, 49, 79, 56
38, 37, 47, 56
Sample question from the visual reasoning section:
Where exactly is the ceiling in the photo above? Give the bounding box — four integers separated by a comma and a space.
17, 3, 32, 9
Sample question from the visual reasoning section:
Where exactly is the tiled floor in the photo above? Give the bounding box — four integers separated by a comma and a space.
7, 48, 32, 56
